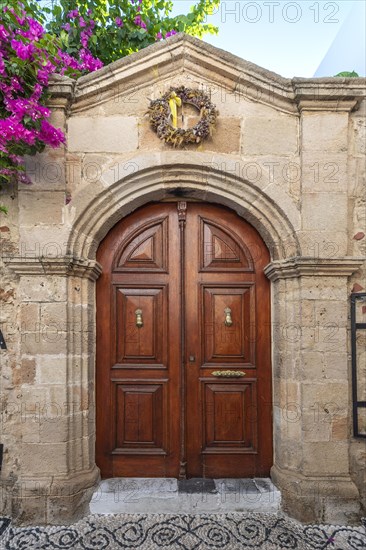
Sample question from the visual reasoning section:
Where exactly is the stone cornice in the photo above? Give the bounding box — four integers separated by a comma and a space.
47, 74, 75, 113
5, 257, 102, 280
264, 257, 364, 281
297, 99, 359, 113
66, 34, 366, 115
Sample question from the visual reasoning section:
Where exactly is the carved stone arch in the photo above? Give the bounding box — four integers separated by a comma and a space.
67, 152, 301, 261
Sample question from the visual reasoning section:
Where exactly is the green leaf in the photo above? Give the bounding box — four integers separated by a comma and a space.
334, 71, 359, 78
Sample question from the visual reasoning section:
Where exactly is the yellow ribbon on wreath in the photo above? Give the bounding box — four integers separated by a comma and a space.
168, 92, 182, 128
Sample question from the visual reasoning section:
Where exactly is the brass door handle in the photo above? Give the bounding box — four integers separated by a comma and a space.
135, 308, 143, 328
224, 307, 233, 327
211, 370, 245, 378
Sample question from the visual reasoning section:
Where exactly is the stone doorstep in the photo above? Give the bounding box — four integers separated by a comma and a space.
90, 478, 281, 515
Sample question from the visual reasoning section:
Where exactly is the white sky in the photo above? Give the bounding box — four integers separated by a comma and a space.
172, 0, 365, 77
38, 1, 366, 78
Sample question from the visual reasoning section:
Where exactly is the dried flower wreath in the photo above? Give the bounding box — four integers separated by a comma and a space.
148, 86, 218, 147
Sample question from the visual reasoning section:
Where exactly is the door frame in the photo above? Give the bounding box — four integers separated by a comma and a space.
63, 156, 301, 516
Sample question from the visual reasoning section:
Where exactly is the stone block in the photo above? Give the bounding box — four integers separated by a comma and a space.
242, 115, 298, 156
331, 417, 349, 440
274, 438, 302, 471
21, 331, 68, 356
20, 420, 41, 444
301, 351, 326, 381
301, 192, 347, 231
48, 108, 67, 132
68, 116, 138, 153
12, 496, 47, 525
302, 412, 332, 442
322, 497, 361, 525
18, 225, 71, 260
18, 191, 65, 225
20, 443, 68, 475
19, 276, 67, 303
302, 442, 350, 475
298, 230, 348, 257
39, 416, 68, 444
278, 379, 301, 409
40, 302, 67, 331
12, 358, 36, 386
302, 112, 348, 152
46, 473, 98, 525
20, 303, 40, 331
323, 352, 349, 380
81, 154, 113, 187
301, 325, 347, 354
301, 151, 347, 193
299, 277, 347, 301
24, 152, 66, 191
36, 356, 68, 385
302, 382, 349, 413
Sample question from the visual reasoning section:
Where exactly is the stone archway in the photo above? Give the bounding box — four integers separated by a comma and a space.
7, 157, 362, 524
68, 153, 301, 261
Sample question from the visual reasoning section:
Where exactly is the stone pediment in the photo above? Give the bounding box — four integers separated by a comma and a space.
48, 33, 366, 115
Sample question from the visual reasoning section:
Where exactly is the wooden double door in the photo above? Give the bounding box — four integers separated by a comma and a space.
96, 202, 272, 478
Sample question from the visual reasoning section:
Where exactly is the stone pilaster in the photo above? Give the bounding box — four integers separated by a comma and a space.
4, 257, 101, 525
265, 257, 364, 524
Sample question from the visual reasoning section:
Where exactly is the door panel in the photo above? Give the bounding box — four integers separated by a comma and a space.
115, 286, 168, 366
116, 218, 168, 272
202, 285, 255, 365
96, 202, 272, 479
202, 381, 257, 452
113, 381, 167, 453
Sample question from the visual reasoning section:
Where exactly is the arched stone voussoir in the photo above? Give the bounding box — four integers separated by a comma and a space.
68, 151, 301, 260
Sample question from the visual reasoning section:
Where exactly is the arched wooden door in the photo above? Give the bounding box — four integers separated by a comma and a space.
96, 202, 272, 478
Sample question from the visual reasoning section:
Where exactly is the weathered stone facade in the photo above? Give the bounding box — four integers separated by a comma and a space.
0, 34, 365, 525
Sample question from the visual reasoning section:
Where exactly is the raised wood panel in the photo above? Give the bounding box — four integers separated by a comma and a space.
202, 285, 255, 365
113, 381, 167, 454
202, 380, 257, 453
115, 217, 168, 272
200, 218, 253, 272
115, 286, 167, 366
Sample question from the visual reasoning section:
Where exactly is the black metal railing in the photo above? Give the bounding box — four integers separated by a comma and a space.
351, 292, 366, 438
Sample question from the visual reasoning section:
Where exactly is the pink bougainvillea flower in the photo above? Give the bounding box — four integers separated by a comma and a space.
0, 24, 10, 40
80, 31, 89, 48
10, 39, 35, 60
134, 15, 147, 29
156, 32, 163, 40
67, 9, 79, 18
0, 117, 36, 145
18, 172, 32, 184
79, 48, 103, 72
0, 54, 5, 76
1, 4, 103, 187
19, 18, 44, 40
39, 120, 65, 148
115, 17, 123, 27
10, 77, 23, 92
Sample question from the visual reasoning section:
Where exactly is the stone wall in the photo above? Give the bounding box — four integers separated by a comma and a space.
0, 34, 365, 525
